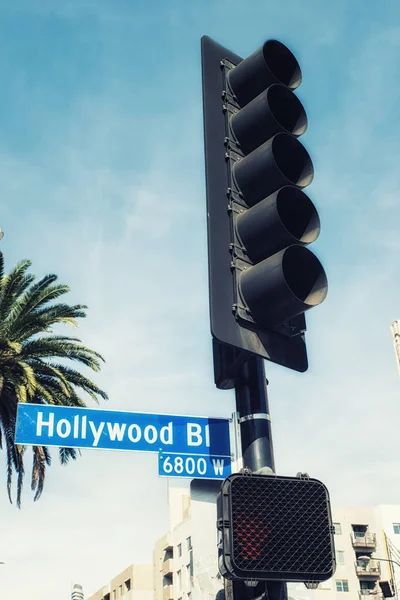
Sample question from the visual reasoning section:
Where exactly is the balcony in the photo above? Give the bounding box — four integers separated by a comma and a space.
162, 532, 173, 552
162, 559, 174, 577
358, 591, 379, 599
163, 585, 174, 600
355, 560, 381, 577
351, 533, 377, 548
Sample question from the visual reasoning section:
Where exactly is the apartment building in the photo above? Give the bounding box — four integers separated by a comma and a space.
154, 480, 224, 600
289, 504, 400, 600
88, 563, 153, 600
154, 488, 193, 600
154, 494, 400, 600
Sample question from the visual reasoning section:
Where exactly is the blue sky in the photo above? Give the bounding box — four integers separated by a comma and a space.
1, 1, 400, 598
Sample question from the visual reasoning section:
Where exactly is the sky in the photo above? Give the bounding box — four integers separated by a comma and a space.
0, 0, 400, 598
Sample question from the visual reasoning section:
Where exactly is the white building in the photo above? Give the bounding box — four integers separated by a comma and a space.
154, 488, 400, 600
288, 504, 400, 600
153, 485, 194, 600
88, 564, 153, 600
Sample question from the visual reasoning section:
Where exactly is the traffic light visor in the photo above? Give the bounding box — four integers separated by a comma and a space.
228, 40, 302, 107
230, 84, 307, 155
233, 133, 314, 207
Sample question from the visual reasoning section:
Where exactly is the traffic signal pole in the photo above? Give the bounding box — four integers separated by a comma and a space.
230, 357, 288, 600
201, 35, 333, 600
235, 356, 275, 473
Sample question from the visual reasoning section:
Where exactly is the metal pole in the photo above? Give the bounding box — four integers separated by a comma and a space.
235, 355, 275, 472
229, 355, 287, 600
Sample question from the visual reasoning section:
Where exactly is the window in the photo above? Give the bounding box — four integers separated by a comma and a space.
119, 585, 123, 598
336, 551, 345, 565
336, 580, 349, 592
112, 591, 116, 600
177, 543, 182, 557
333, 522, 342, 535
124, 579, 131, 592
186, 536, 192, 551
393, 523, 400, 534
177, 570, 182, 592
186, 564, 191, 589
360, 581, 376, 592
352, 524, 367, 538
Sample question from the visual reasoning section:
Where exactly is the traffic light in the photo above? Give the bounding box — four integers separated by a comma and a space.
217, 473, 335, 582
201, 37, 327, 383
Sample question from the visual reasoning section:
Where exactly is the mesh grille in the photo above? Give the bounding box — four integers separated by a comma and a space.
230, 477, 333, 576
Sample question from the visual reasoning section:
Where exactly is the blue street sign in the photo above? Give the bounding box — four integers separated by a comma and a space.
15, 404, 231, 457
158, 452, 232, 480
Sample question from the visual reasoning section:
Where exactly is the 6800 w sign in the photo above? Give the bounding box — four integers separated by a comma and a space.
158, 452, 232, 480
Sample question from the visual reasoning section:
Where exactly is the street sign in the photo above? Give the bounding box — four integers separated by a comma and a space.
15, 404, 231, 458
158, 452, 231, 480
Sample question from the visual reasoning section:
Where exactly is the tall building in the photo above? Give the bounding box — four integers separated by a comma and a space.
153, 488, 193, 600
154, 481, 223, 600
88, 563, 153, 600
288, 504, 400, 600
72, 583, 84, 600
153, 494, 400, 600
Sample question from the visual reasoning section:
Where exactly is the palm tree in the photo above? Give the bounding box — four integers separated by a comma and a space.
0, 252, 108, 507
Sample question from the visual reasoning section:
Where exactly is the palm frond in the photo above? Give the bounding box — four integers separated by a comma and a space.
0, 252, 4, 286
15, 445, 25, 508
31, 446, 47, 501
59, 447, 78, 464
0, 260, 33, 323
21, 337, 105, 371
16, 361, 37, 398
0, 254, 108, 506
46, 363, 108, 401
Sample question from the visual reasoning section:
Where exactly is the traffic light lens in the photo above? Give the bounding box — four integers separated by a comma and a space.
263, 40, 302, 90
272, 133, 314, 188
282, 246, 328, 306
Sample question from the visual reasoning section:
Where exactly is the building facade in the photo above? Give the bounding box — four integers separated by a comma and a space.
315, 505, 400, 599
88, 564, 153, 600
154, 487, 193, 600
154, 497, 400, 600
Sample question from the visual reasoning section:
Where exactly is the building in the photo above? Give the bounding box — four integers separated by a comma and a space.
153, 491, 400, 600
287, 504, 400, 600
154, 487, 193, 600
72, 584, 84, 600
154, 481, 224, 600
88, 564, 153, 600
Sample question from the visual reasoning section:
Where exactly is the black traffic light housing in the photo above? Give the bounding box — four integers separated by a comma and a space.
201, 37, 328, 387
217, 473, 336, 582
